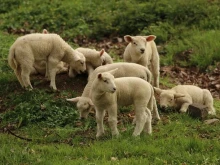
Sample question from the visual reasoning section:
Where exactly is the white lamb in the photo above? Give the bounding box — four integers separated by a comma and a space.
90, 69, 154, 137
67, 62, 160, 121
30, 29, 69, 76
154, 85, 216, 115
8, 33, 86, 90
123, 35, 160, 87
68, 47, 105, 77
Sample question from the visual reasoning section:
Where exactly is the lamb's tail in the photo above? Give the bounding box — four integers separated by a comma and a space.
8, 46, 18, 70
145, 68, 152, 83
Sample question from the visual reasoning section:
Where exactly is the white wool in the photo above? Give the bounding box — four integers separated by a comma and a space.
123, 35, 160, 87
67, 62, 160, 121
69, 47, 106, 77
8, 33, 86, 90
154, 85, 216, 115
90, 69, 154, 137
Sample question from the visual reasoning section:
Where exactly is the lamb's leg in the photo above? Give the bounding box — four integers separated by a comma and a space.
179, 102, 191, 113
133, 106, 147, 137
86, 63, 94, 75
48, 58, 59, 90
144, 108, 152, 134
203, 89, 216, 115
21, 65, 33, 89
15, 67, 24, 88
107, 105, 119, 137
96, 108, 106, 138
152, 96, 160, 120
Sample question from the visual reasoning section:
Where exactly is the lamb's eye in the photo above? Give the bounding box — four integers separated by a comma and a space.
81, 61, 84, 65
103, 80, 108, 83
169, 98, 173, 102
133, 42, 137, 45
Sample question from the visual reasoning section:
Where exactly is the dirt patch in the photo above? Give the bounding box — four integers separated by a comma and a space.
32, 73, 88, 95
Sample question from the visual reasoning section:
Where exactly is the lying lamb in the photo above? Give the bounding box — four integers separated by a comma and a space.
67, 62, 160, 121
154, 85, 216, 115
123, 35, 160, 87
8, 33, 86, 90
69, 48, 113, 78
90, 69, 154, 137
69, 47, 104, 77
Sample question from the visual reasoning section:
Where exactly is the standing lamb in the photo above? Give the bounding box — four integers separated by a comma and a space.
123, 35, 160, 87
90, 69, 154, 137
67, 62, 160, 122
8, 33, 86, 90
154, 85, 216, 115
30, 29, 69, 76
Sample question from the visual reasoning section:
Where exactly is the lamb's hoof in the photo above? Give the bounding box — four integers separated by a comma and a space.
112, 133, 120, 139
25, 86, 33, 91
49, 86, 58, 92
96, 132, 105, 139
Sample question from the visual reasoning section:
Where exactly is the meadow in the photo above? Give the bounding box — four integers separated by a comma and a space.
0, 0, 220, 164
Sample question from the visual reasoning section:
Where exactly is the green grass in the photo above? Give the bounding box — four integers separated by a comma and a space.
0, 8, 220, 164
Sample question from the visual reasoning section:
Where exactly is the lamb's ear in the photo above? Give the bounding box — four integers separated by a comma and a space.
100, 49, 105, 57
124, 35, 133, 43
108, 68, 118, 76
88, 98, 94, 106
174, 93, 185, 99
42, 29, 48, 34
154, 87, 163, 95
66, 97, 80, 103
98, 73, 102, 80
145, 35, 156, 42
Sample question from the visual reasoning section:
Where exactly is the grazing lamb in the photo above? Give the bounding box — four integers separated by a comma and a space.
8, 33, 86, 90
154, 85, 216, 115
123, 35, 160, 87
67, 62, 160, 121
31, 29, 69, 76
90, 69, 154, 137
68, 47, 105, 77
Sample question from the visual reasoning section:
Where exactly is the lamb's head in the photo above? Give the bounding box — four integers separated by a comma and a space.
70, 50, 86, 74
96, 68, 118, 93
124, 35, 156, 55
66, 97, 94, 119
93, 49, 105, 67
154, 87, 185, 110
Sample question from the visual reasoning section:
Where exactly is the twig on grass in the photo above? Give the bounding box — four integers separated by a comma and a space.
4, 127, 32, 141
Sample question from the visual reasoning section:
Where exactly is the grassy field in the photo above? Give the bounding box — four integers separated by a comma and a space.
0, 31, 220, 165
0, 1, 220, 164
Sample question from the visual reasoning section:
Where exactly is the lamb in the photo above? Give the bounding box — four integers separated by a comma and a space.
90, 69, 154, 137
68, 47, 113, 78
67, 62, 160, 121
154, 85, 216, 115
32, 60, 68, 75
102, 51, 113, 65
30, 29, 69, 76
123, 35, 160, 87
8, 33, 86, 90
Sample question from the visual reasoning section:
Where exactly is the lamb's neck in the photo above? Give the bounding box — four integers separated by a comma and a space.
91, 85, 106, 100
84, 55, 94, 63
62, 45, 74, 63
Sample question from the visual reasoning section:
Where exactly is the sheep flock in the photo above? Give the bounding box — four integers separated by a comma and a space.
8, 29, 217, 138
